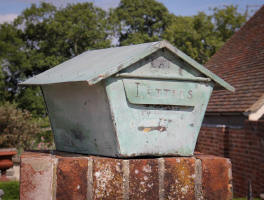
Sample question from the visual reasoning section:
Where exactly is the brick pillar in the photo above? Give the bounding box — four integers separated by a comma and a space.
20, 151, 233, 200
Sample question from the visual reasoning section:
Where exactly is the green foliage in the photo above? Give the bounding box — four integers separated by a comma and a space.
50, 3, 111, 56
35, 129, 55, 149
0, 2, 112, 116
0, 102, 41, 150
0, 23, 27, 101
111, 0, 172, 45
163, 13, 218, 64
163, 6, 246, 64
16, 87, 45, 117
15, 2, 111, 63
34, 117, 54, 149
212, 5, 247, 42
0, 181, 19, 200
0, 65, 5, 103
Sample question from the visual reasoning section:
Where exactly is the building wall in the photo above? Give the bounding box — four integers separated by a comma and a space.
195, 120, 264, 197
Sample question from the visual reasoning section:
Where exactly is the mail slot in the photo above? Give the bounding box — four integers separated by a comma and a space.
20, 40, 234, 157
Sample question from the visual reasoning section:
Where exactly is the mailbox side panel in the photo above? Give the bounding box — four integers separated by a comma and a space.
42, 82, 119, 156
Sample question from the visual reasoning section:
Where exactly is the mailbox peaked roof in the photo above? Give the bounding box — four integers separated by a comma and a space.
20, 40, 234, 92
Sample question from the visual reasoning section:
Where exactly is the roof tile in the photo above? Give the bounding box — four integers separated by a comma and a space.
206, 6, 264, 112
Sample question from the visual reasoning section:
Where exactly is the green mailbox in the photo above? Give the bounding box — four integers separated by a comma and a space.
20, 41, 234, 157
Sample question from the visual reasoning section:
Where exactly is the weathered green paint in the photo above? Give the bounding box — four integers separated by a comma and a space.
20, 40, 234, 92
108, 49, 215, 156
120, 48, 202, 79
105, 77, 213, 156
20, 41, 234, 157
41, 82, 119, 156
158, 41, 234, 92
123, 79, 207, 106
117, 73, 211, 82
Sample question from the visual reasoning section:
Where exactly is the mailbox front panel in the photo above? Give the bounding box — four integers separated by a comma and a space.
105, 77, 213, 157
122, 48, 202, 79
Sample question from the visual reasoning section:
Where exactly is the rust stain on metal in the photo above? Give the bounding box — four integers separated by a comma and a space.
138, 126, 167, 132
138, 118, 172, 133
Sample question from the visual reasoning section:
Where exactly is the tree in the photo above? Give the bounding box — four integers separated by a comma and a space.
163, 5, 246, 64
16, 2, 111, 59
212, 5, 246, 42
16, 87, 45, 117
162, 12, 219, 63
49, 3, 111, 57
0, 102, 41, 150
111, 0, 173, 45
0, 65, 5, 103
0, 23, 27, 101
163, 16, 201, 61
0, 2, 112, 116
0, 21, 46, 116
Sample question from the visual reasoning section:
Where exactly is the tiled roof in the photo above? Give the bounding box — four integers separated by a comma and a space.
206, 6, 264, 113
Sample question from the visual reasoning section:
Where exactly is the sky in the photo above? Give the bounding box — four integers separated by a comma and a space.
0, 0, 263, 23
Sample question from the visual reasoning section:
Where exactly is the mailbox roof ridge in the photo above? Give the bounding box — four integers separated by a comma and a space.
19, 41, 159, 86
20, 40, 234, 92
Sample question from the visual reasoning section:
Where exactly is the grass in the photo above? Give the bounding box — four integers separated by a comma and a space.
0, 181, 19, 200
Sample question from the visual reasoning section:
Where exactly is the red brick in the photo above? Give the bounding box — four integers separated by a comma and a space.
56, 157, 87, 200
92, 157, 123, 199
196, 122, 264, 197
197, 155, 233, 200
20, 151, 234, 200
129, 159, 159, 200
20, 152, 56, 200
164, 157, 196, 200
